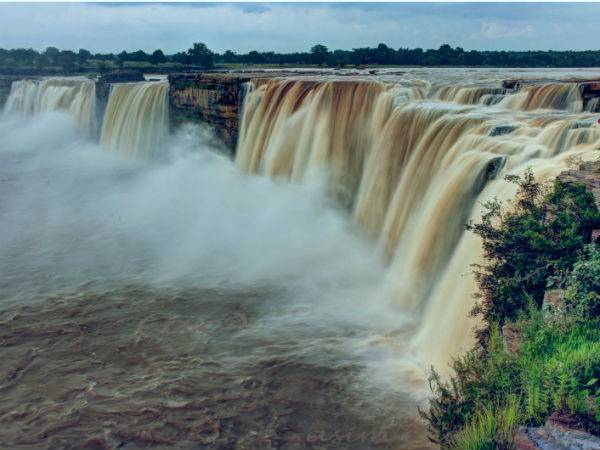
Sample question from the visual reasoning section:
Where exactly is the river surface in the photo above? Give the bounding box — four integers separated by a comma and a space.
0, 112, 431, 449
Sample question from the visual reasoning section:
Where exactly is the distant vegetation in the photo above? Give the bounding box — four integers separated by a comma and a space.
3, 42, 600, 74
421, 169, 600, 449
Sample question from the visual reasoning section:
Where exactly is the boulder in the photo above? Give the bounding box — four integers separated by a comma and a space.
515, 431, 541, 450
490, 125, 517, 137
515, 414, 600, 450
557, 163, 600, 211
502, 323, 522, 354
543, 289, 566, 313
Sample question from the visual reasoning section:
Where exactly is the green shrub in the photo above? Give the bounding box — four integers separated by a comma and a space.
450, 406, 496, 450
450, 396, 520, 450
423, 169, 600, 447
424, 313, 600, 445
565, 244, 600, 319
420, 328, 520, 445
468, 169, 600, 339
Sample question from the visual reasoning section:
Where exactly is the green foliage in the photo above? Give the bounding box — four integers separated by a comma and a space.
310, 44, 330, 66
450, 406, 496, 450
450, 396, 520, 450
565, 244, 600, 319
217, 44, 600, 67
420, 328, 520, 445
8, 43, 600, 73
187, 42, 214, 68
424, 314, 600, 446
423, 169, 600, 448
518, 310, 600, 424
468, 169, 600, 335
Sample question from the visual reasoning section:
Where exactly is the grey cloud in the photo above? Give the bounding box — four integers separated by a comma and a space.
0, 2, 598, 53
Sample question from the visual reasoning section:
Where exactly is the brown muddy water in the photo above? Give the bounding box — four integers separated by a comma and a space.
1, 287, 430, 450
0, 113, 432, 449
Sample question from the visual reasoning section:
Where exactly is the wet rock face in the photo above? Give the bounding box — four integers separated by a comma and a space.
558, 162, 600, 208
516, 415, 600, 450
502, 323, 522, 355
168, 73, 251, 153
543, 289, 566, 313
98, 70, 145, 85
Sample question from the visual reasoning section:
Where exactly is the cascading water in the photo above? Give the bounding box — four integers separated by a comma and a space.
497, 82, 584, 112
586, 97, 600, 112
432, 85, 506, 105
4, 77, 169, 158
235, 75, 600, 374
4, 68, 600, 449
4, 77, 97, 135
100, 81, 169, 158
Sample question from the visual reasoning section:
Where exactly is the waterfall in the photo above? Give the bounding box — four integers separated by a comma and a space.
497, 82, 583, 112
5, 78, 169, 158
586, 97, 600, 112
4, 77, 97, 135
235, 77, 600, 372
432, 85, 506, 105
100, 82, 169, 159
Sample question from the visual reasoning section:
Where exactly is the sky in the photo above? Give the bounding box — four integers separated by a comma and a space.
0, 2, 599, 54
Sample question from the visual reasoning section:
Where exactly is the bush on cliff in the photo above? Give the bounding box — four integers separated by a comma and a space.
518, 309, 600, 424
423, 311, 600, 447
449, 395, 520, 450
565, 244, 600, 320
421, 328, 520, 446
468, 169, 600, 340
422, 170, 600, 448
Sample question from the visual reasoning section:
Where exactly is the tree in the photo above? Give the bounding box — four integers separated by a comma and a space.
128, 50, 148, 63
246, 50, 263, 64
310, 44, 330, 66
77, 49, 92, 63
44, 46, 60, 65
56, 50, 77, 72
36, 53, 50, 69
351, 47, 370, 66
373, 43, 394, 65
149, 49, 166, 65
116, 50, 128, 68
222, 50, 237, 63
8, 48, 38, 67
187, 42, 214, 68
8, 42, 600, 70
171, 51, 189, 65
468, 170, 600, 337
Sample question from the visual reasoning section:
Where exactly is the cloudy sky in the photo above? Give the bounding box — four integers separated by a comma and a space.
0, 2, 599, 54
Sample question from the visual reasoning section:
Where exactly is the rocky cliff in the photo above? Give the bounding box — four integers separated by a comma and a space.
516, 414, 600, 449
558, 161, 600, 206
168, 73, 251, 152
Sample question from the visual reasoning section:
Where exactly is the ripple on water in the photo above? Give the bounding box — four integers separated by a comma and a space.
0, 286, 433, 450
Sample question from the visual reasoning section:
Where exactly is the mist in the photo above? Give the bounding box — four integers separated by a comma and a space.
1, 111, 389, 290
0, 109, 421, 384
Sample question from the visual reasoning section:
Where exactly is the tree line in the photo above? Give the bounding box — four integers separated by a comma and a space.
3, 42, 600, 73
